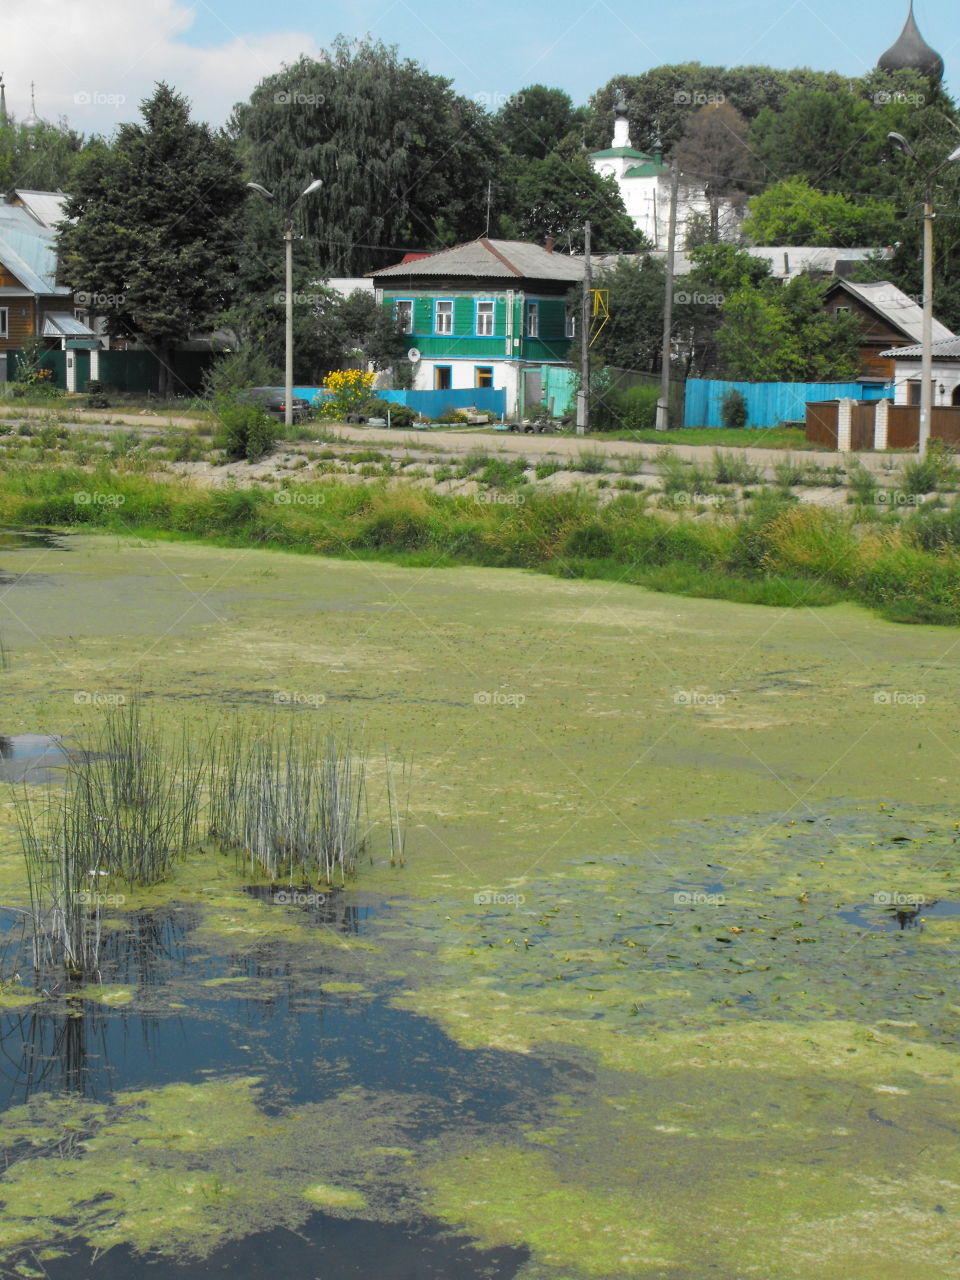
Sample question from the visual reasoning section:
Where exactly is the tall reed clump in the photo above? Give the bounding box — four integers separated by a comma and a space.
209, 723, 371, 884
14, 699, 206, 985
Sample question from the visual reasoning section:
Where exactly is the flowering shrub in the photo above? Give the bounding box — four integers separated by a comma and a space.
319, 369, 376, 419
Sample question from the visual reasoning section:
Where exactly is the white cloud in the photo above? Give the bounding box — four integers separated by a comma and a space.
3, 0, 324, 133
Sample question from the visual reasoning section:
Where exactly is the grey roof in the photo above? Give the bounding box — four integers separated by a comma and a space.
877, 1, 943, 82
42, 312, 96, 338
13, 189, 69, 229
370, 238, 586, 283
879, 336, 960, 360
644, 245, 893, 280
0, 204, 69, 295
825, 279, 954, 344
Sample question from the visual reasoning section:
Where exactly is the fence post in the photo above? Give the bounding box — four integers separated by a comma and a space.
837, 398, 853, 452
874, 399, 889, 451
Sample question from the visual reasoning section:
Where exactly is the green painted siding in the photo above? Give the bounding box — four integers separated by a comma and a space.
381, 288, 573, 363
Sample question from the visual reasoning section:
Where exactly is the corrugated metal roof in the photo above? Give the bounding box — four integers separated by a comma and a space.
825, 279, 954, 344
42, 312, 96, 338
879, 336, 960, 359
370, 238, 586, 283
13, 190, 69, 229
0, 205, 68, 295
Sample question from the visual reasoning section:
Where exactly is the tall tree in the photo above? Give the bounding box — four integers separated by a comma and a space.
231, 38, 499, 275
498, 153, 643, 253
493, 85, 582, 160
567, 254, 666, 373
0, 116, 95, 193
58, 84, 245, 396
742, 176, 898, 247
670, 102, 754, 241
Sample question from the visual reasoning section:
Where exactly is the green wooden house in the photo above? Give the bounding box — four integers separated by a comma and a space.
369, 238, 585, 417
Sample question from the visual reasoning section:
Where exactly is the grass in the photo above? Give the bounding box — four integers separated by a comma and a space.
2, 463, 960, 626
712, 451, 761, 486
588, 426, 817, 450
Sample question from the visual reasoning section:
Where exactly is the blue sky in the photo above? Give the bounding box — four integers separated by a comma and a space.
5, 0, 957, 131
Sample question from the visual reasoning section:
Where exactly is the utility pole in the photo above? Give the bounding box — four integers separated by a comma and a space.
920, 192, 934, 457
656, 162, 679, 431
577, 220, 591, 437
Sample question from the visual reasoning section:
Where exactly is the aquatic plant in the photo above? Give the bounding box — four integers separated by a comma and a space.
209, 723, 370, 884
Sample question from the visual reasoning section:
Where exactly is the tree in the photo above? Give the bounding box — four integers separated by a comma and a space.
58, 84, 245, 396
499, 153, 643, 253
231, 38, 499, 275
0, 116, 94, 193
670, 102, 754, 240
742, 176, 898, 247
568, 254, 666, 373
672, 244, 773, 375
494, 85, 582, 160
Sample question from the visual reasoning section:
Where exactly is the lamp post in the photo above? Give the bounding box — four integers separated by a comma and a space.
246, 178, 323, 427
886, 133, 960, 457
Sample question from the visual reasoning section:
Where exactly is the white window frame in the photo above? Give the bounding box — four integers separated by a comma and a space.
565, 310, 576, 339
395, 299, 414, 334
525, 301, 539, 338
475, 299, 495, 336
435, 299, 453, 335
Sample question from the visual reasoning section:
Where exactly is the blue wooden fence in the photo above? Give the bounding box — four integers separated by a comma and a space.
683, 379, 891, 429
293, 386, 506, 419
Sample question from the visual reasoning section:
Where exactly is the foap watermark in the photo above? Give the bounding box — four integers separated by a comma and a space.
673, 90, 725, 106
274, 90, 325, 106
474, 491, 526, 505
674, 690, 726, 708
74, 491, 125, 507
473, 90, 525, 108
75, 291, 125, 308
672, 491, 725, 507
275, 490, 324, 507
875, 490, 922, 507
74, 690, 126, 707
673, 290, 725, 306
474, 890, 527, 907
273, 291, 328, 307
673, 890, 726, 906
74, 91, 126, 107
274, 690, 326, 707
874, 891, 926, 907
873, 90, 925, 106
474, 690, 526, 708
273, 889, 326, 906
77, 890, 127, 906
873, 690, 925, 707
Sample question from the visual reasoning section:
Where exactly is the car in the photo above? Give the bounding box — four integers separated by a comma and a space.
238, 388, 313, 424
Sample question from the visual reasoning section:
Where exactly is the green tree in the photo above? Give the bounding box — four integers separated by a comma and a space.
743, 176, 898, 246
231, 38, 499, 275
669, 102, 754, 241
499, 153, 643, 253
494, 85, 583, 160
0, 116, 95, 193
58, 84, 245, 396
567, 254, 666, 374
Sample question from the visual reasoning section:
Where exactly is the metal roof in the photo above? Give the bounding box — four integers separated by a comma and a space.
879, 336, 960, 360
824, 279, 954, 344
589, 147, 651, 161
42, 312, 96, 338
0, 204, 69, 295
370, 238, 586, 283
12, 190, 69, 229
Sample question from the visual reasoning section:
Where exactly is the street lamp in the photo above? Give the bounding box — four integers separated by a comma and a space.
246, 178, 323, 427
886, 133, 960, 456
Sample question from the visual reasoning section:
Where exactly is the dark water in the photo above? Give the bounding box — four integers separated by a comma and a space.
0, 895, 580, 1279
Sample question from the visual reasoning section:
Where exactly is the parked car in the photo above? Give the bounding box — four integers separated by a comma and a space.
238, 387, 313, 423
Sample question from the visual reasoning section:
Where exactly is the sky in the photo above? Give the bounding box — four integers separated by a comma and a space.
3, 0, 957, 134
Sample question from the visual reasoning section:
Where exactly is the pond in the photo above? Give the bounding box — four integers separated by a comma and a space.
1, 531, 959, 1279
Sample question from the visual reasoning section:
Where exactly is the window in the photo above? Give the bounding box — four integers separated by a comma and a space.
476, 300, 495, 336
565, 309, 576, 339
435, 300, 453, 334
395, 299, 413, 334
434, 365, 452, 390
475, 366, 493, 389
0, 308, 8, 338
525, 301, 539, 338
834, 305, 851, 315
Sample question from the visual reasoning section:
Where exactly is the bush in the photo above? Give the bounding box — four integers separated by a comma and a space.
363, 398, 416, 428
592, 384, 659, 432
215, 396, 277, 462
202, 348, 281, 401
720, 389, 748, 430
712, 450, 760, 485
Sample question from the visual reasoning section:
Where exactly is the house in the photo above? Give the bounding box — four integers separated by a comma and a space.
0, 201, 98, 385
9, 189, 69, 230
822, 279, 954, 381
369, 238, 585, 417
588, 100, 743, 248
878, 336, 960, 406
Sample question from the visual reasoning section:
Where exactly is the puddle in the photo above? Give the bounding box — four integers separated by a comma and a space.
0, 527, 67, 550
0, 732, 71, 782
838, 898, 960, 931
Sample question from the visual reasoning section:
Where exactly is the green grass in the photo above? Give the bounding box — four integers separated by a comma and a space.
588, 426, 818, 450
2, 463, 960, 625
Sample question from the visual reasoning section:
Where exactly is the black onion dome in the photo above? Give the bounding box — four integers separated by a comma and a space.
878, 2, 944, 83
